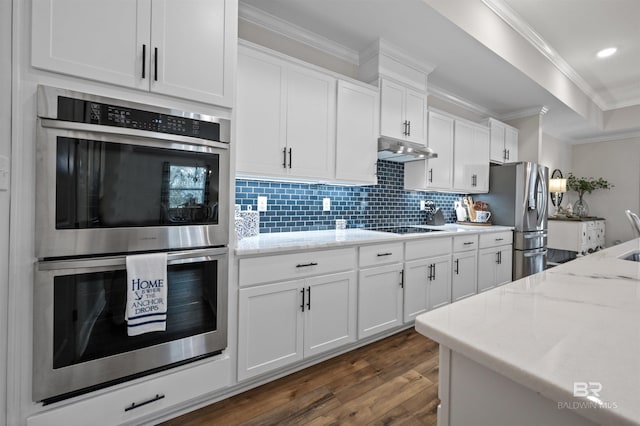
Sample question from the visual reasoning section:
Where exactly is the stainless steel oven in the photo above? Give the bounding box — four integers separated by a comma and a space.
32, 86, 231, 403
35, 85, 230, 259
33, 247, 228, 403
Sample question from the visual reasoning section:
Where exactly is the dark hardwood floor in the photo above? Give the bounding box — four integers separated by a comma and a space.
161, 329, 440, 425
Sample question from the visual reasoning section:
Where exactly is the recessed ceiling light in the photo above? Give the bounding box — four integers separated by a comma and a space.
596, 47, 617, 58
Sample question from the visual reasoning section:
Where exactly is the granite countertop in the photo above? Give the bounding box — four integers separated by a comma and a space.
235, 224, 513, 256
415, 238, 640, 426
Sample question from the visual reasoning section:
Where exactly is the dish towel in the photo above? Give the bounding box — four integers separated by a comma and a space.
125, 252, 168, 336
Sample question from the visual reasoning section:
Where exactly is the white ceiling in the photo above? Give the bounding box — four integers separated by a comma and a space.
239, 0, 640, 143
503, 0, 640, 111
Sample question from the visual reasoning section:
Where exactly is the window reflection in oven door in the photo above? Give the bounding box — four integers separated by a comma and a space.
33, 248, 228, 403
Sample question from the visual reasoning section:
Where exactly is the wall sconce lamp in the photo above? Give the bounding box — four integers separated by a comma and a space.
549, 169, 567, 216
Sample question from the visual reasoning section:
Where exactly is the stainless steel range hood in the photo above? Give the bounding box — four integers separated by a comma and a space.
377, 136, 437, 162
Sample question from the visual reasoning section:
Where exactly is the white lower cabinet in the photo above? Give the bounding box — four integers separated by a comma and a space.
27, 356, 231, 426
357, 243, 404, 339
237, 270, 356, 381
478, 231, 514, 292
478, 246, 513, 292
403, 237, 453, 322
452, 235, 478, 302
404, 255, 452, 322
358, 263, 404, 339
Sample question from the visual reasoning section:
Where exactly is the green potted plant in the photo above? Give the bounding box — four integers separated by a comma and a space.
566, 173, 613, 217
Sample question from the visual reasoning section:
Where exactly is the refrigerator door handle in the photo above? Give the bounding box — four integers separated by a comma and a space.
536, 166, 548, 227
523, 248, 548, 258
524, 232, 547, 239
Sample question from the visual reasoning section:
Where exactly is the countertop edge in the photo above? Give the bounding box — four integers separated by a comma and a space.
234, 225, 515, 257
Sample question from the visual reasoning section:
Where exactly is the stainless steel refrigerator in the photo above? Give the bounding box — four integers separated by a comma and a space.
477, 162, 548, 280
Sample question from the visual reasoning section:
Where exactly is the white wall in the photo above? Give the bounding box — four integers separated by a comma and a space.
0, 0, 11, 424
571, 138, 640, 246
506, 114, 542, 163
540, 133, 573, 214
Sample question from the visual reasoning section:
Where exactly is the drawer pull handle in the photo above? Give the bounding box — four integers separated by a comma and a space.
296, 262, 318, 268
463, 242, 474, 245
495, 238, 504, 241
125, 394, 165, 412
377, 252, 393, 257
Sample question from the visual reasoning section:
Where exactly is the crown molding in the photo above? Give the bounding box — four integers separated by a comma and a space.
481, 0, 611, 111
427, 83, 495, 118
238, 2, 360, 66
499, 105, 549, 121
570, 128, 640, 145
360, 38, 437, 76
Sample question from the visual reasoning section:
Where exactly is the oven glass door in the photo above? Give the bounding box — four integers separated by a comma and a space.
55, 137, 221, 229
36, 122, 230, 258
33, 248, 228, 402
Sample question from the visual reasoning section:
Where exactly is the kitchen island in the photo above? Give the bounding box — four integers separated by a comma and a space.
415, 238, 640, 426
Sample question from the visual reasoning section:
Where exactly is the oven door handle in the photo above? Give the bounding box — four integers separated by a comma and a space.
39, 118, 230, 150
38, 247, 229, 271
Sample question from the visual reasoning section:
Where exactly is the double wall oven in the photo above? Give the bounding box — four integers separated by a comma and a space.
33, 86, 230, 403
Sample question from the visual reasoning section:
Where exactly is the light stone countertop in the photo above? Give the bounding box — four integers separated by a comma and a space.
235, 224, 514, 257
415, 238, 640, 426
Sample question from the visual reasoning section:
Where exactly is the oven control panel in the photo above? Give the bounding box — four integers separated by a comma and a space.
57, 96, 221, 142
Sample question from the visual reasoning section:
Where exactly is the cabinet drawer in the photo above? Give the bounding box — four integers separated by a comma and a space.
359, 243, 404, 268
239, 248, 357, 287
405, 237, 452, 260
453, 234, 478, 252
27, 356, 231, 426
479, 231, 513, 248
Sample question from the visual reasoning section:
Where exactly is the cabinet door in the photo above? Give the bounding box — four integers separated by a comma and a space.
472, 126, 491, 192
403, 259, 430, 323
505, 127, 518, 162
453, 120, 475, 192
452, 251, 478, 302
335, 80, 379, 184
489, 121, 506, 163
426, 111, 454, 189
304, 271, 357, 358
496, 247, 513, 286
380, 79, 406, 140
236, 49, 288, 178
32, 0, 151, 90
478, 248, 498, 293
404, 88, 427, 145
286, 64, 336, 180
429, 256, 452, 310
238, 280, 304, 381
358, 264, 404, 339
150, 0, 235, 106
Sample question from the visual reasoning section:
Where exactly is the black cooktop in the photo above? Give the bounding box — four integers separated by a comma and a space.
371, 226, 442, 234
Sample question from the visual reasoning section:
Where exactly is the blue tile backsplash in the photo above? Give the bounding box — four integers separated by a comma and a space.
235, 160, 466, 233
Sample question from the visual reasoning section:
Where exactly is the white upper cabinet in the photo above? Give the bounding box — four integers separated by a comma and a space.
286, 64, 337, 180
505, 126, 519, 162
149, 0, 235, 106
487, 118, 519, 164
453, 120, 490, 193
336, 80, 379, 185
404, 110, 454, 191
380, 79, 427, 145
32, 0, 236, 107
236, 46, 336, 181
236, 48, 287, 177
